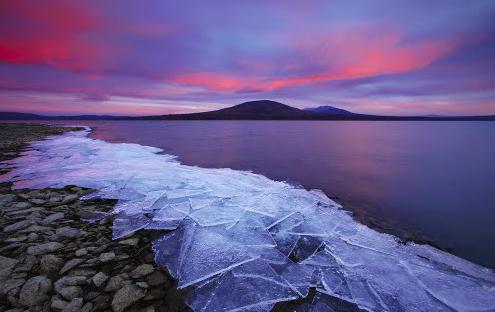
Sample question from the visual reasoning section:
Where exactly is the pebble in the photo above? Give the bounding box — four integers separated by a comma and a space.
56, 226, 84, 239
75, 248, 88, 257
43, 212, 65, 223
18, 275, 52, 308
130, 264, 154, 278
40, 255, 63, 274
104, 275, 124, 292
92, 272, 108, 288
118, 238, 139, 246
62, 297, 83, 312
4, 220, 32, 232
0, 256, 18, 282
59, 258, 85, 275
27, 242, 63, 255
99, 252, 116, 263
111, 284, 146, 312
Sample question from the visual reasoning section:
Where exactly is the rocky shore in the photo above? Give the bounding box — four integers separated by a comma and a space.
0, 124, 190, 312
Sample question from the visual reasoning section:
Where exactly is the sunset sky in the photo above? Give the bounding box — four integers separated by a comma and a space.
1, 1, 494, 116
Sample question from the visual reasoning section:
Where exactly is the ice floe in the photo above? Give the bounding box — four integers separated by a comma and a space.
1, 127, 495, 312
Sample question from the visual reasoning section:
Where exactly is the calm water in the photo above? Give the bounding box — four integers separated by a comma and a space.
47, 120, 495, 268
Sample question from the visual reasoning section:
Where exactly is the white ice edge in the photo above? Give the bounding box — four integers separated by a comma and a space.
1, 128, 494, 312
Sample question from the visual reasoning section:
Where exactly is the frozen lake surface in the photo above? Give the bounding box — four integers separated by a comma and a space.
1, 127, 495, 311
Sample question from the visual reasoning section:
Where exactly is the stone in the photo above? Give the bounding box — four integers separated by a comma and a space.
75, 248, 88, 257
15, 255, 38, 272
0, 256, 18, 282
118, 238, 139, 246
27, 242, 64, 255
104, 275, 124, 292
1, 278, 25, 296
57, 286, 83, 301
18, 275, 52, 308
136, 281, 149, 289
20, 224, 52, 233
4, 220, 32, 232
80, 302, 93, 312
99, 252, 116, 263
12, 201, 31, 209
51, 296, 69, 310
146, 271, 169, 287
0, 193, 17, 206
62, 297, 83, 312
111, 285, 146, 312
57, 276, 87, 286
61, 194, 78, 204
92, 272, 108, 288
29, 198, 46, 205
27, 232, 39, 242
56, 226, 84, 239
40, 254, 63, 274
60, 258, 85, 274
5, 235, 29, 243
130, 264, 154, 278
43, 212, 65, 223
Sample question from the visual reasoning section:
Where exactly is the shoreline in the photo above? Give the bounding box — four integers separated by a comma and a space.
0, 124, 190, 312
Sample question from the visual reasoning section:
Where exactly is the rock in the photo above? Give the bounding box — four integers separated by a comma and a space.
75, 248, 88, 257
43, 212, 65, 223
15, 255, 38, 272
57, 286, 83, 301
93, 294, 111, 310
130, 264, 154, 278
99, 252, 116, 263
27, 242, 64, 255
92, 272, 108, 288
61, 194, 78, 204
62, 297, 83, 312
118, 238, 139, 246
27, 232, 39, 242
4, 220, 32, 232
0, 256, 18, 282
111, 285, 146, 312
136, 281, 149, 289
20, 224, 52, 233
18, 275, 52, 308
51, 296, 69, 310
5, 235, 28, 243
104, 275, 124, 292
60, 258, 85, 274
143, 306, 155, 312
146, 271, 169, 287
1, 278, 25, 296
12, 201, 31, 209
57, 276, 87, 286
56, 226, 84, 239
40, 254, 64, 274
29, 198, 46, 205
80, 302, 93, 312
0, 193, 17, 206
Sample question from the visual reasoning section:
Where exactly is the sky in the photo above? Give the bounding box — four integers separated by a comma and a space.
0, 0, 494, 116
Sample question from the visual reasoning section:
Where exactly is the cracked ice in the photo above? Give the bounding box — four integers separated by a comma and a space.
1, 128, 495, 312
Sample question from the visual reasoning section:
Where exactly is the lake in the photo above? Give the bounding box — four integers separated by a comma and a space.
46, 120, 495, 268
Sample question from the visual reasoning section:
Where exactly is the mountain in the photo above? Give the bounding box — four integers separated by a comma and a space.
303, 105, 354, 115
2, 101, 495, 121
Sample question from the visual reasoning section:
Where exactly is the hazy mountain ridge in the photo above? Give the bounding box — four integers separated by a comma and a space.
1, 100, 494, 121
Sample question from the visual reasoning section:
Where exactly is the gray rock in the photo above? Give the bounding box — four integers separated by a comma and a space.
111, 285, 146, 312
62, 297, 83, 312
0, 194, 17, 207
29, 198, 47, 205
43, 212, 65, 223
130, 264, 154, 278
4, 220, 32, 232
18, 275, 52, 308
57, 286, 83, 301
56, 226, 84, 239
136, 281, 149, 289
60, 258, 85, 274
12, 201, 31, 209
146, 271, 169, 287
118, 238, 139, 246
0, 256, 18, 282
75, 248, 88, 257
61, 194, 78, 204
0, 278, 25, 296
92, 272, 108, 288
104, 275, 124, 292
27, 232, 39, 242
27, 242, 63, 255
20, 224, 52, 233
57, 276, 87, 286
4, 235, 29, 243
51, 296, 69, 310
80, 302, 93, 312
99, 252, 116, 263
40, 254, 64, 274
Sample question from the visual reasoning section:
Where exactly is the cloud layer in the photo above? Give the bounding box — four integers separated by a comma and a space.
1, 0, 494, 115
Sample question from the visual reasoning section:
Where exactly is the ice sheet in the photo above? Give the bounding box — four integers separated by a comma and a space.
1, 127, 494, 312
